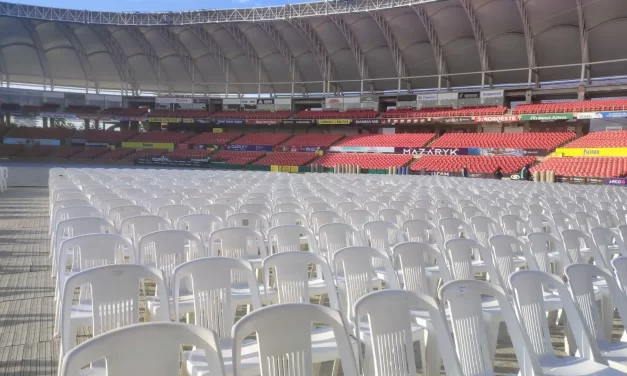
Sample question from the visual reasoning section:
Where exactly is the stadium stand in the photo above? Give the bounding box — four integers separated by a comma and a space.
315, 153, 412, 169
72, 130, 137, 144
66, 105, 101, 113
46, 146, 83, 159
9, 127, 73, 140
282, 134, 344, 149
0, 103, 20, 111
165, 149, 213, 160
125, 131, 194, 144
102, 108, 148, 116
210, 150, 265, 164
430, 132, 575, 151
0, 144, 24, 157
70, 147, 109, 159
562, 130, 627, 148
185, 132, 242, 146
532, 157, 627, 178
17, 145, 56, 158
410, 155, 535, 174
149, 110, 211, 119
253, 152, 318, 166
122, 148, 167, 161
334, 133, 435, 147
232, 133, 291, 146
513, 99, 627, 114
97, 148, 135, 160
211, 111, 291, 119
383, 106, 507, 118
294, 109, 379, 119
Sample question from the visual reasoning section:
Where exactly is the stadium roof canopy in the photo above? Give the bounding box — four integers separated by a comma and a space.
0, 0, 626, 96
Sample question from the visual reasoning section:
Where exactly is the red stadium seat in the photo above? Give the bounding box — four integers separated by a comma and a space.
126, 132, 194, 144
165, 149, 213, 160
335, 134, 435, 147
0, 144, 24, 157
47, 146, 84, 159
211, 151, 265, 164
383, 106, 506, 118
314, 153, 412, 169
513, 99, 627, 114
253, 152, 317, 166
97, 148, 136, 160
212, 111, 291, 120
186, 132, 242, 146
122, 148, 167, 161
430, 132, 575, 151
532, 157, 627, 178
10, 127, 73, 140
282, 134, 344, 149
294, 109, 379, 119
149, 110, 211, 119
70, 147, 109, 159
563, 131, 627, 148
17, 145, 56, 158
232, 133, 291, 146
410, 155, 535, 174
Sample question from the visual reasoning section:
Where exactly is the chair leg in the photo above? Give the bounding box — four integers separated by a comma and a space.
487, 318, 500, 363
421, 330, 442, 376
331, 359, 341, 376
601, 295, 614, 340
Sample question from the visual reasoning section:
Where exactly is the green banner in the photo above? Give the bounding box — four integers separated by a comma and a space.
520, 113, 573, 121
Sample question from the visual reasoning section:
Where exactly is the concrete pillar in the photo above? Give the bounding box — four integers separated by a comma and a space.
42, 117, 49, 128
525, 90, 533, 104
130, 121, 139, 131
577, 87, 587, 101
84, 119, 90, 130
95, 119, 101, 130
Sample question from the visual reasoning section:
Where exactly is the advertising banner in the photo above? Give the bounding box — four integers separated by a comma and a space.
480, 90, 504, 99
135, 156, 210, 168
40, 112, 76, 119
555, 148, 627, 157
214, 119, 246, 125
246, 119, 281, 125
415, 94, 438, 101
395, 147, 468, 155
468, 148, 548, 157
586, 177, 604, 185
282, 120, 315, 126
224, 144, 273, 152
600, 111, 627, 119
329, 146, 395, 153
121, 142, 174, 149
147, 117, 182, 123
257, 99, 275, 105
317, 119, 352, 125
520, 113, 574, 121
117, 116, 148, 121
360, 95, 379, 104
575, 112, 603, 119
85, 141, 113, 147
353, 119, 382, 125
385, 118, 430, 124
3, 137, 61, 146
605, 178, 627, 186
458, 92, 480, 100
473, 115, 520, 123
70, 138, 86, 146
437, 117, 473, 124
426, 171, 452, 176
190, 144, 218, 150
155, 97, 193, 105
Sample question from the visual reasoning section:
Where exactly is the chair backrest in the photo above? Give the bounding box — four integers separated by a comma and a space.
54, 217, 115, 254
200, 204, 236, 223
267, 224, 318, 254
401, 219, 443, 251
208, 227, 267, 261
318, 223, 364, 266
262, 251, 339, 309
119, 215, 172, 247
470, 215, 503, 246
344, 209, 375, 228
59, 322, 225, 376
270, 211, 308, 227
591, 226, 627, 267
392, 242, 451, 295
444, 238, 488, 280
108, 205, 150, 229
157, 204, 196, 225
439, 279, 543, 376
239, 203, 272, 217
55, 206, 103, 229
596, 210, 619, 228
60, 264, 169, 354
353, 290, 461, 376
173, 257, 261, 337
310, 210, 344, 233
176, 213, 224, 245
232, 304, 357, 376
439, 217, 476, 243
379, 208, 407, 226
408, 207, 435, 221
509, 269, 606, 366
612, 256, 627, 293
141, 197, 175, 214
562, 228, 604, 266
500, 214, 531, 237
363, 220, 405, 255
488, 234, 528, 290
181, 197, 211, 210
100, 198, 134, 216
574, 211, 600, 234
273, 202, 305, 215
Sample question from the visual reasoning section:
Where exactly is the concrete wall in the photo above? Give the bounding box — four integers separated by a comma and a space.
6, 166, 51, 187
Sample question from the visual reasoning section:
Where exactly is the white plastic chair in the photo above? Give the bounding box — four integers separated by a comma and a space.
108, 204, 150, 229
177, 213, 224, 247
232, 304, 358, 376
157, 204, 196, 226
50, 198, 92, 233
379, 208, 407, 226
59, 322, 225, 376
119, 215, 172, 250
208, 227, 267, 269
266, 224, 318, 254
142, 197, 175, 215
310, 210, 344, 234
318, 222, 364, 266
200, 204, 236, 223
344, 209, 376, 229
270, 211, 308, 227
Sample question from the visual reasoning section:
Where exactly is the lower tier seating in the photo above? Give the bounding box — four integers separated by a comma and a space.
335, 133, 435, 148
563, 130, 627, 148
410, 155, 536, 174
211, 111, 291, 119
70, 147, 109, 159
253, 152, 318, 166
383, 106, 506, 118
123, 148, 167, 161
0, 144, 24, 157
314, 153, 413, 169
531, 157, 627, 178
185, 132, 242, 146
431, 132, 575, 150
294, 109, 379, 119
513, 99, 627, 114
126, 132, 195, 144
97, 148, 135, 160
166, 149, 213, 160
233, 133, 291, 146
282, 134, 344, 148
210, 151, 265, 164
18, 145, 56, 158
46, 146, 83, 159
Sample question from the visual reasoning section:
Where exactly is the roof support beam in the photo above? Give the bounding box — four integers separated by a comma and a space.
576, 0, 590, 84
329, 15, 374, 93
56, 23, 99, 92
222, 24, 275, 94
458, 0, 492, 87
412, 6, 450, 90
89, 26, 139, 94
123, 27, 172, 93
154, 27, 210, 92
514, 0, 540, 86
21, 20, 52, 89
287, 18, 339, 94
257, 22, 306, 94
0, 48, 8, 86
186, 25, 242, 94
370, 11, 410, 91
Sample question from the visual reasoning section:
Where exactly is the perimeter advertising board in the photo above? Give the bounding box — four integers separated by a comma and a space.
520, 113, 574, 121
555, 148, 627, 157
135, 156, 210, 168
224, 144, 273, 152
121, 142, 175, 150
3, 138, 61, 146
395, 147, 468, 155
329, 146, 395, 153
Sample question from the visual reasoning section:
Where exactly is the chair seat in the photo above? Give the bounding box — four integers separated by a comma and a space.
541, 355, 625, 376
599, 340, 627, 371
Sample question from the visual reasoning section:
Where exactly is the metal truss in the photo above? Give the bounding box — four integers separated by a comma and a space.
89, 26, 139, 93
576, 0, 590, 83
223, 23, 275, 93
329, 15, 372, 88
56, 23, 99, 91
287, 18, 337, 92
122, 27, 171, 92
514, 0, 539, 84
0, 0, 437, 25
412, 5, 449, 88
186, 25, 242, 93
370, 11, 409, 90
20, 20, 52, 88
458, 0, 491, 86
154, 27, 209, 89
257, 22, 304, 86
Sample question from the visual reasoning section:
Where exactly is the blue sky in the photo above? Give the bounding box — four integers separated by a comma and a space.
17, 0, 310, 11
